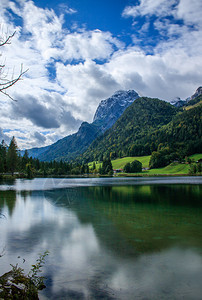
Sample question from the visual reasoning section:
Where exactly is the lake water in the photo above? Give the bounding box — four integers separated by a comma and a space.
0, 177, 202, 299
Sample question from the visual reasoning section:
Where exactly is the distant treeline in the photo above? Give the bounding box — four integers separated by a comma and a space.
0, 137, 89, 178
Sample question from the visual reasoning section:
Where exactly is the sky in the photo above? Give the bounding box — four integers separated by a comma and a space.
0, 0, 202, 149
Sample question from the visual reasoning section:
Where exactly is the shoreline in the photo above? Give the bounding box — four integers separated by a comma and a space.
0, 173, 201, 180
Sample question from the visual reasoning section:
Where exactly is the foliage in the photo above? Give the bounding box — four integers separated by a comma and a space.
0, 251, 49, 299
28, 251, 49, 290
123, 160, 142, 173
111, 156, 150, 169
123, 162, 131, 173
130, 160, 142, 172
189, 163, 202, 175
0, 137, 91, 177
100, 157, 113, 175
36, 122, 100, 162
81, 96, 202, 164
7, 137, 18, 175
81, 97, 178, 162
149, 147, 171, 169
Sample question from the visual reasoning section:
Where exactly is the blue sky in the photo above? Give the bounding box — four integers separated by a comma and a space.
0, 0, 202, 149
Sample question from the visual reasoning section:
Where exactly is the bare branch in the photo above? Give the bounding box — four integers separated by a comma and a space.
0, 31, 28, 100
0, 31, 16, 47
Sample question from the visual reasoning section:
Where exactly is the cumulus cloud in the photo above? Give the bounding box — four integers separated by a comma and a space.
0, 128, 11, 144
10, 95, 60, 129
33, 131, 46, 144
122, 0, 177, 18
0, 0, 202, 149
10, 93, 82, 130
56, 60, 120, 120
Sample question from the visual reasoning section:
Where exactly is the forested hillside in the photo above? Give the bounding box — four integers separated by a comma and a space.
80, 96, 202, 163
81, 97, 178, 162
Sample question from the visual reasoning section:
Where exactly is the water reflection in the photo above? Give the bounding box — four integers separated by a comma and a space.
0, 181, 202, 299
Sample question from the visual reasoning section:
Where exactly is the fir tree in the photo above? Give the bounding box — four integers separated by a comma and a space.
7, 137, 18, 176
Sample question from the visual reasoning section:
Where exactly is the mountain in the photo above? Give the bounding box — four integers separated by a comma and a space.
171, 86, 202, 108
21, 145, 49, 159
93, 90, 139, 132
170, 97, 187, 108
152, 95, 202, 156
37, 122, 100, 162
27, 90, 139, 161
81, 95, 202, 162
190, 86, 202, 100
81, 97, 178, 161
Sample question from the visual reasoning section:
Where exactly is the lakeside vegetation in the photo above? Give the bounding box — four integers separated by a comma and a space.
89, 153, 202, 176
0, 137, 201, 178
0, 137, 90, 178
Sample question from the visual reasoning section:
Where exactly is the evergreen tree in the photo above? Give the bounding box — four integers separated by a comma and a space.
21, 149, 29, 170
26, 163, 34, 179
86, 164, 89, 174
7, 137, 18, 175
0, 140, 7, 173
92, 161, 96, 170
98, 165, 102, 174
101, 157, 113, 174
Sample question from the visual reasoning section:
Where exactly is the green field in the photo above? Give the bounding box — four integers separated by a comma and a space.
89, 153, 202, 176
89, 156, 151, 170
112, 156, 151, 169
189, 153, 202, 161
144, 163, 190, 175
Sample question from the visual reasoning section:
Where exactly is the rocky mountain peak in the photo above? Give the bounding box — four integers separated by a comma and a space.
92, 90, 139, 131
190, 86, 202, 100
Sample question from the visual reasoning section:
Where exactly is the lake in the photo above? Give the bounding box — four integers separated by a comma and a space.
0, 177, 202, 299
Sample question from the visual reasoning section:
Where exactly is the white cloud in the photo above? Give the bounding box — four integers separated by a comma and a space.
175, 0, 202, 26
0, 128, 11, 144
0, 0, 202, 150
58, 4, 77, 15
61, 30, 123, 62
56, 60, 120, 120
122, 0, 177, 18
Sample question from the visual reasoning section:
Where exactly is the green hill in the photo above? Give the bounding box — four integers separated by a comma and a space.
89, 153, 202, 176
114, 153, 201, 176
81, 96, 202, 163
82, 97, 177, 162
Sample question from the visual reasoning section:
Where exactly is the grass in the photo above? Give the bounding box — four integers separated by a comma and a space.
89, 153, 202, 176
89, 156, 151, 170
112, 156, 151, 169
189, 153, 202, 161
145, 163, 190, 175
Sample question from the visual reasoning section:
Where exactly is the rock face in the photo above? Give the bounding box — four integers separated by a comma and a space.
170, 97, 187, 108
93, 90, 139, 132
170, 87, 202, 107
190, 86, 202, 100
27, 90, 139, 161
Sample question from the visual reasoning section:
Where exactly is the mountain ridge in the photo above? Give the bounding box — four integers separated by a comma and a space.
27, 90, 139, 161
80, 94, 202, 162
25, 87, 201, 162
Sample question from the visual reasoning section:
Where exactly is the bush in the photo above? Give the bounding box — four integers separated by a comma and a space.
123, 160, 142, 173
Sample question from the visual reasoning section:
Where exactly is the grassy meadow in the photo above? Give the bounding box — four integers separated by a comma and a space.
89, 153, 202, 176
